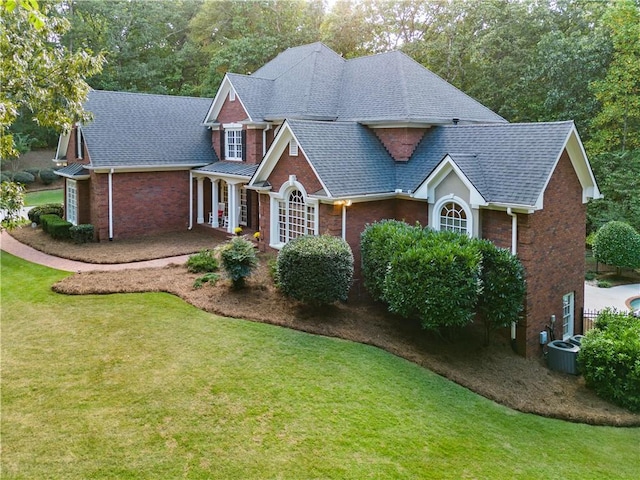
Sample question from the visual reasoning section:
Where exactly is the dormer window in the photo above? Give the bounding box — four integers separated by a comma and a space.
438, 201, 469, 235
223, 123, 243, 161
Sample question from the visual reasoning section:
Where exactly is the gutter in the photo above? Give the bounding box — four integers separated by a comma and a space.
188, 170, 193, 230
108, 168, 114, 241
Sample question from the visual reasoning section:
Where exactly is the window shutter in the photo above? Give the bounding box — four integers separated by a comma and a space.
241, 130, 246, 161
220, 129, 225, 160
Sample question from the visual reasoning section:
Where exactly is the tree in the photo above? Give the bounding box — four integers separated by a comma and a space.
1, 0, 104, 161
0, 181, 25, 230
588, 0, 640, 155
592, 221, 640, 274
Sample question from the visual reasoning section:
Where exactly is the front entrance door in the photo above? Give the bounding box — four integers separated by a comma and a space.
562, 292, 575, 340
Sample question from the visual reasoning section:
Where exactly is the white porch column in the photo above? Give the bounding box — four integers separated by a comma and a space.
227, 182, 240, 234
211, 178, 220, 227
196, 176, 205, 224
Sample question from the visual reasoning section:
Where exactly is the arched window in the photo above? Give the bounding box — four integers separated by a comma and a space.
439, 201, 467, 234
276, 188, 316, 243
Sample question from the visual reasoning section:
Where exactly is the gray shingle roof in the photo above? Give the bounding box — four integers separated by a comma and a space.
195, 161, 259, 178
287, 120, 396, 197
398, 121, 575, 206
55, 163, 90, 178
286, 120, 574, 206
82, 90, 216, 168
228, 42, 505, 125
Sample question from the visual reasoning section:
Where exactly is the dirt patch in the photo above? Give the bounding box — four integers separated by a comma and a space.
10, 227, 640, 426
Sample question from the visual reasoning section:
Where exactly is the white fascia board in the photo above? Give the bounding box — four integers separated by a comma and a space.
533, 125, 603, 209
248, 121, 332, 196
311, 192, 398, 204
202, 75, 253, 125
54, 131, 71, 161
191, 170, 252, 182
54, 171, 90, 180
412, 155, 487, 206
483, 203, 536, 214
90, 164, 205, 173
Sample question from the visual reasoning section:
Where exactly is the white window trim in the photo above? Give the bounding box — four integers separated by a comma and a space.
223, 123, 243, 161
562, 292, 575, 340
66, 179, 78, 226
268, 179, 318, 249
431, 195, 472, 236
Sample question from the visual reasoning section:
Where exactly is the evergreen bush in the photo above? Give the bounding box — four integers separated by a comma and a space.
12, 171, 35, 185
592, 221, 640, 271
28, 203, 64, 224
578, 309, 640, 412
186, 249, 219, 273
277, 235, 354, 305
69, 224, 94, 243
39, 168, 58, 185
25, 168, 40, 180
219, 237, 258, 289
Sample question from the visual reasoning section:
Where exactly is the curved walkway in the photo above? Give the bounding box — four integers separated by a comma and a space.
0, 231, 189, 272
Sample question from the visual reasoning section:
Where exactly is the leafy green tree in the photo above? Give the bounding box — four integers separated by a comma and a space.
592, 221, 640, 273
1, 0, 104, 161
588, 0, 640, 155
0, 181, 25, 230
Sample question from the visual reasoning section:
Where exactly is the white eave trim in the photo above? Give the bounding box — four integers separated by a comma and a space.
54, 171, 90, 180
90, 164, 206, 173
203, 75, 253, 125
191, 170, 253, 182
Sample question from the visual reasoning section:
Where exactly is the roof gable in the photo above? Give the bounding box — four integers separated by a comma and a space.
82, 90, 215, 169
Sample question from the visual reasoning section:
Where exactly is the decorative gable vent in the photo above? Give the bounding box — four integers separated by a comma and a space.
229, 89, 236, 102
289, 140, 299, 157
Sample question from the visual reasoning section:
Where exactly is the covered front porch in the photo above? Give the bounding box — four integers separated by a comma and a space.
191, 162, 260, 235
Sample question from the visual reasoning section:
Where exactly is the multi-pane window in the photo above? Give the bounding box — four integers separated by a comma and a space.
277, 189, 315, 243
225, 129, 242, 160
439, 201, 467, 234
562, 292, 574, 339
66, 180, 78, 225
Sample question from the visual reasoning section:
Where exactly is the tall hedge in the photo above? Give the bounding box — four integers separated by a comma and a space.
360, 220, 424, 302
277, 235, 354, 306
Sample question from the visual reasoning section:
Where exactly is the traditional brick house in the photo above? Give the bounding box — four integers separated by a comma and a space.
56, 42, 601, 357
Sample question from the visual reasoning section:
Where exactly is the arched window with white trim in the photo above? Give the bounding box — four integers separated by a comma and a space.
439, 201, 467, 234
277, 188, 315, 243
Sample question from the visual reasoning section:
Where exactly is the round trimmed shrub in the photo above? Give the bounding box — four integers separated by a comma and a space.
277, 235, 354, 306
25, 168, 40, 180
592, 221, 640, 271
39, 168, 58, 185
12, 171, 35, 185
578, 309, 640, 412
0, 172, 11, 183
28, 203, 64, 224
360, 220, 425, 302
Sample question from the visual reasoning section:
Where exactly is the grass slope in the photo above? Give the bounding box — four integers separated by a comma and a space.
24, 188, 63, 207
1, 251, 639, 479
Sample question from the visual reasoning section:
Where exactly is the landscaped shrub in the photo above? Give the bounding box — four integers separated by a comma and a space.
360, 220, 425, 302
69, 224, 94, 244
219, 236, 258, 289
592, 221, 640, 272
12, 171, 35, 185
25, 168, 40, 180
39, 168, 58, 185
28, 203, 64, 224
474, 239, 526, 344
383, 232, 481, 331
1, 172, 13, 182
578, 309, 640, 412
193, 272, 220, 289
186, 249, 219, 273
277, 235, 354, 306
39, 214, 71, 239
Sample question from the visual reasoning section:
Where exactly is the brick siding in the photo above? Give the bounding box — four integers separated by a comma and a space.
373, 127, 426, 161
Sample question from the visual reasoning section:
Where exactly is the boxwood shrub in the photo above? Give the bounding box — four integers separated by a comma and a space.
578, 309, 640, 412
40, 214, 72, 239
69, 224, 95, 244
28, 203, 64, 224
277, 235, 354, 306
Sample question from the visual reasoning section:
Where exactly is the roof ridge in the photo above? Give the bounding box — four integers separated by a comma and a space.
89, 89, 212, 102
396, 52, 410, 119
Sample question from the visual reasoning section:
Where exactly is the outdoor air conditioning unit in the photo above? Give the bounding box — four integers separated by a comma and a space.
568, 335, 585, 347
547, 340, 580, 375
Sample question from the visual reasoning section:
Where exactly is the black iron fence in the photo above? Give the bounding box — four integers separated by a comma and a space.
582, 308, 600, 333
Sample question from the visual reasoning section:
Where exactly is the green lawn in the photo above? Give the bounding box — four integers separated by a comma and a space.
24, 188, 63, 206
1, 251, 639, 479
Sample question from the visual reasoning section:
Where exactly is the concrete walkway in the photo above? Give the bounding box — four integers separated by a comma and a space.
0, 230, 189, 272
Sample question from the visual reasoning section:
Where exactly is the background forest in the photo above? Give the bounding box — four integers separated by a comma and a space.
12, 0, 640, 233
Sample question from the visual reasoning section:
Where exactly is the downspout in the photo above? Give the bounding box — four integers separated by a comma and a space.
341, 204, 347, 240
507, 207, 518, 341
108, 168, 114, 241
188, 171, 193, 230
262, 124, 271, 157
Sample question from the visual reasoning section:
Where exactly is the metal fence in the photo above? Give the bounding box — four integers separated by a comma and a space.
582, 308, 600, 333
